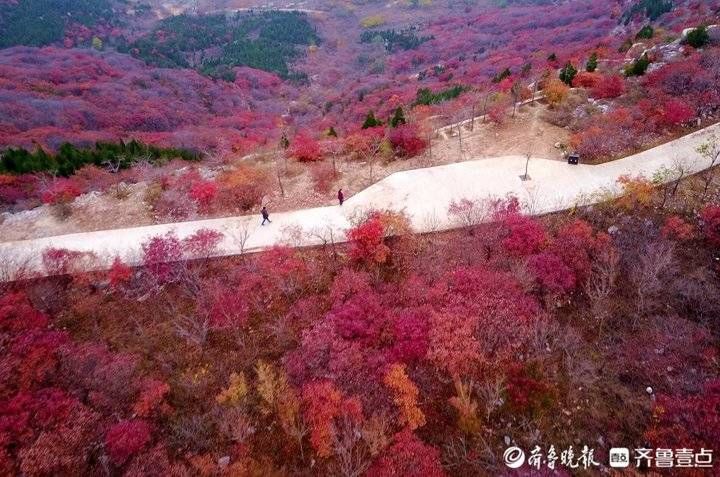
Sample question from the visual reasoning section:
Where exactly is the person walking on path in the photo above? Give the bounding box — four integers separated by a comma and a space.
261, 206, 271, 225
338, 189, 344, 206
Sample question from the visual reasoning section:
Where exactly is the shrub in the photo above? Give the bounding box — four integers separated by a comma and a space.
42, 248, 88, 276
310, 161, 337, 193
636, 24, 654, 39
345, 127, 385, 160
660, 99, 694, 126
288, 133, 322, 162
362, 111, 383, 129
0, 291, 49, 332
559, 62, 578, 85
189, 180, 218, 211
686, 26, 710, 49
0, 174, 36, 206
141, 233, 183, 282
366, 429, 445, 477
504, 363, 554, 415
572, 71, 601, 88
645, 379, 720, 448
383, 363, 425, 430
133, 379, 170, 418
527, 251, 576, 293
360, 14, 386, 28
348, 214, 390, 265
585, 52, 598, 72
591, 75, 626, 99
301, 381, 343, 458
500, 213, 547, 257
700, 204, 720, 246
205, 282, 250, 329
40, 178, 82, 205
108, 257, 133, 287
388, 124, 427, 158
487, 103, 507, 124
544, 78, 569, 106
661, 216, 695, 241
216, 165, 270, 211
625, 53, 651, 77
182, 229, 224, 258
617, 175, 655, 210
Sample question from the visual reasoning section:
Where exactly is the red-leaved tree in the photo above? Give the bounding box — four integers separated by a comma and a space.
388, 124, 427, 158
289, 132, 323, 162
645, 379, 720, 449
591, 74, 625, 99
700, 204, 720, 247
366, 429, 446, 477
141, 233, 183, 283
105, 419, 152, 466
348, 214, 390, 265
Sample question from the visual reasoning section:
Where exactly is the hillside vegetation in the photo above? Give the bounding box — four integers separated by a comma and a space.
1, 0, 720, 474
120, 11, 319, 80
0, 0, 122, 48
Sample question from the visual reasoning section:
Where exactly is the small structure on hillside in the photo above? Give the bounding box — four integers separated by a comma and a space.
567, 152, 580, 165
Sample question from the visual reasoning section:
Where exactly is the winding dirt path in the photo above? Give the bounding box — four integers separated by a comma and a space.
1, 122, 718, 279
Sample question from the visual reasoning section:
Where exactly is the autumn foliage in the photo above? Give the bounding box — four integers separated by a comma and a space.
366, 429, 446, 477
388, 124, 427, 158
288, 133, 323, 162
700, 204, 720, 246
645, 380, 720, 448
301, 381, 361, 458
383, 363, 425, 430
348, 214, 391, 265
544, 78, 569, 106
105, 420, 152, 465
591, 74, 626, 99
2, 1, 720, 474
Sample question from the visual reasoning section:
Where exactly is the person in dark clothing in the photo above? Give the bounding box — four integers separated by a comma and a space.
261, 206, 271, 225
338, 189, 344, 206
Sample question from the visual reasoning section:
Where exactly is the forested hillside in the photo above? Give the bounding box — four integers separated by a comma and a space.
0, 0, 124, 48
120, 11, 319, 80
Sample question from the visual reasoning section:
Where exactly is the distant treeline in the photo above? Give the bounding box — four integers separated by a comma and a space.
360, 27, 433, 51
0, 141, 200, 176
119, 11, 319, 81
621, 0, 673, 24
0, 0, 119, 48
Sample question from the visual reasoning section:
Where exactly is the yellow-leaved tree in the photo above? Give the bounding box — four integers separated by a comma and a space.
383, 363, 425, 430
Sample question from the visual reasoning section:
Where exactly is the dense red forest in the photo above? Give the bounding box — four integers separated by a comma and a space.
2, 178, 720, 474
0, 47, 283, 152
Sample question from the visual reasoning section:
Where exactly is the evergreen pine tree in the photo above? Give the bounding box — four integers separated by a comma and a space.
635, 24, 654, 39
686, 26, 710, 48
586, 52, 598, 73
362, 111, 382, 129
559, 62, 578, 85
390, 107, 406, 128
